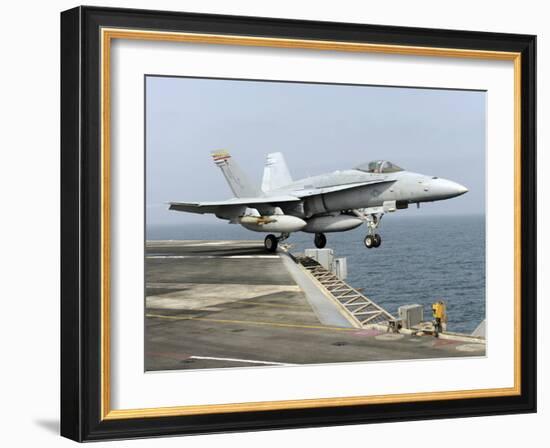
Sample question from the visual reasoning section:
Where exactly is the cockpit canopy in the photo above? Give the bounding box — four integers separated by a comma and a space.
355, 160, 404, 174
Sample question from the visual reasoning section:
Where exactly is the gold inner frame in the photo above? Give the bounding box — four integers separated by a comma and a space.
100, 28, 522, 420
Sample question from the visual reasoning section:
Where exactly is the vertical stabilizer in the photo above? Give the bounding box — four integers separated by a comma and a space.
211, 150, 261, 198
261, 152, 293, 192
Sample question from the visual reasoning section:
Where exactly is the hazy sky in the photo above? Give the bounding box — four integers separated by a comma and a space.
146, 76, 486, 226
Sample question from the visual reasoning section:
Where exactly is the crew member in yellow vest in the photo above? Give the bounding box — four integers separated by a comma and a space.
432, 301, 447, 337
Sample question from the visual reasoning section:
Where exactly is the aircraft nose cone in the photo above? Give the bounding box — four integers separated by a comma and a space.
433, 179, 469, 199
456, 183, 469, 195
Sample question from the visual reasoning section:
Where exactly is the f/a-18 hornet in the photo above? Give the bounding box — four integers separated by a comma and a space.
169, 151, 468, 252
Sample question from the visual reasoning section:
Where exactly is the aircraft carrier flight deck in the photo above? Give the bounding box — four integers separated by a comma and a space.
145, 240, 485, 371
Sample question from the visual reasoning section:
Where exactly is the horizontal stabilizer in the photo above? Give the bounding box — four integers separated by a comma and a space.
169, 195, 300, 215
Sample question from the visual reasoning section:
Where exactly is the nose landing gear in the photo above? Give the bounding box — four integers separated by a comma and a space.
364, 212, 384, 249
364, 233, 381, 248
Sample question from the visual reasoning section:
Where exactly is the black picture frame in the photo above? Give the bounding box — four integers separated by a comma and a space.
61, 5, 536, 442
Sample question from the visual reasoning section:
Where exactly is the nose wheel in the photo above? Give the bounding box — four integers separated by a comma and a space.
364, 233, 382, 249
363, 212, 383, 249
314, 233, 327, 248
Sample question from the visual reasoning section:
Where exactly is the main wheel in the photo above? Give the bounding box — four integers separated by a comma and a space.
373, 234, 382, 248
264, 234, 278, 252
364, 234, 375, 249
314, 233, 327, 249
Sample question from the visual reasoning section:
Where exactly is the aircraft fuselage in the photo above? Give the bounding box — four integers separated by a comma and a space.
275, 169, 468, 219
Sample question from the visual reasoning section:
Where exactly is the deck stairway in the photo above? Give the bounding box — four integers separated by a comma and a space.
296, 255, 395, 328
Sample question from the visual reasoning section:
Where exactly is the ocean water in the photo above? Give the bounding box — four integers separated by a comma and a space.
147, 214, 485, 333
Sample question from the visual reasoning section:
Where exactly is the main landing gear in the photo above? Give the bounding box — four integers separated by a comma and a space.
264, 233, 290, 253
264, 234, 278, 252
314, 233, 327, 249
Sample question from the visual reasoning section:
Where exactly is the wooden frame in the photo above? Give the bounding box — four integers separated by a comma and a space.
61, 5, 536, 441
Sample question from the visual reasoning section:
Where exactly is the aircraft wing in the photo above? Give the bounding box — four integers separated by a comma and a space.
294, 179, 395, 198
169, 180, 394, 215
169, 195, 300, 215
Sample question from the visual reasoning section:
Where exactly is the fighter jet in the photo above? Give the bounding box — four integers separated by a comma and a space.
169, 151, 468, 252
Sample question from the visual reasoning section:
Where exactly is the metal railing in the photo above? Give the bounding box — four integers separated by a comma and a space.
297, 256, 395, 327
